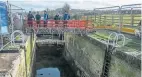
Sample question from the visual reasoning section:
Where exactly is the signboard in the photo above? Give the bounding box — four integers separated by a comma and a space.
0, 1, 8, 27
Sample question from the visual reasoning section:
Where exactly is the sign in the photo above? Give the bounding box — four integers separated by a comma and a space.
0, 1, 8, 27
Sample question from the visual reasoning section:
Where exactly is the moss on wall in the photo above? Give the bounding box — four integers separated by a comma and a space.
109, 56, 140, 77
65, 33, 105, 77
13, 35, 36, 77
65, 33, 141, 77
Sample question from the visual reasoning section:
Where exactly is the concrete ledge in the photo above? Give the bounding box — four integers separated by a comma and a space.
84, 35, 107, 51
0, 50, 20, 73
36, 39, 65, 45
114, 49, 141, 69
86, 34, 141, 70
0, 50, 19, 53
0, 34, 36, 77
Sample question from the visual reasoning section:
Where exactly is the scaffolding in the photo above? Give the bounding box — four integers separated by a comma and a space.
0, 1, 25, 51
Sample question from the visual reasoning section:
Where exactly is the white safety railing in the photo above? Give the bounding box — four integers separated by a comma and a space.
11, 30, 25, 46
107, 32, 126, 48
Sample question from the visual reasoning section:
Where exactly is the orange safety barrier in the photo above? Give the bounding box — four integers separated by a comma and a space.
26, 20, 94, 30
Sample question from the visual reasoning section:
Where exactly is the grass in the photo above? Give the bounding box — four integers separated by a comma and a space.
89, 32, 115, 41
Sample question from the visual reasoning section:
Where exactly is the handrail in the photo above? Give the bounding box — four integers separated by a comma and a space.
95, 6, 120, 10
107, 32, 118, 47
107, 32, 126, 48
116, 34, 126, 47
11, 30, 25, 46
121, 4, 141, 7
134, 29, 141, 37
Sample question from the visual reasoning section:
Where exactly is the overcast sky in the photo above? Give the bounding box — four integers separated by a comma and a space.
0, 0, 142, 11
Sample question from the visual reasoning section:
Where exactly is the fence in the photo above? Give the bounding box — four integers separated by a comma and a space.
82, 4, 141, 34
121, 4, 141, 27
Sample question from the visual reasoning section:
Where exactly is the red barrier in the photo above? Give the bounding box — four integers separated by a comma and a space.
26, 20, 93, 30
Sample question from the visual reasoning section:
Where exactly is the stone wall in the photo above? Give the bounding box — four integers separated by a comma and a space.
64, 33, 141, 77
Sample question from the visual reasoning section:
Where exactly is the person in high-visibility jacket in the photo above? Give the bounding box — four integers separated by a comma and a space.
63, 11, 70, 27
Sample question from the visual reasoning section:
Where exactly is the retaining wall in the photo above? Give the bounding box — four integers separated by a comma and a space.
0, 35, 36, 77
64, 33, 141, 77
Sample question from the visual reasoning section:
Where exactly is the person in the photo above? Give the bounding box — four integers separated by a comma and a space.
63, 11, 70, 27
43, 11, 48, 27
35, 12, 41, 27
27, 11, 34, 27
54, 13, 60, 27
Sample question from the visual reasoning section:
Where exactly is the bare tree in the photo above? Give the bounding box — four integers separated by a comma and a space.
46, 8, 49, 12
62, 3, 70, 14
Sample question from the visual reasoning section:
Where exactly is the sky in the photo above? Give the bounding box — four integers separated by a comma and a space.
0, 0, 142, 11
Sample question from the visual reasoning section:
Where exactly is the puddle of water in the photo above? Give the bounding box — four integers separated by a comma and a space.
36, 68, 60, 77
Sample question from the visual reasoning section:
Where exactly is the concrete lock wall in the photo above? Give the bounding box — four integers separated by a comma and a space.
109, 56, 140, 77
64, 33, 141, 77
10, 50, 26, 77
109, 50, 141, 77
2, 35, 36, 77
64, 33, 106, 77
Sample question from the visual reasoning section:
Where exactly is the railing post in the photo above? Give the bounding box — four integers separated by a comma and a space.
104, 16, 106, 26
119, 6, 122, 33
95, 14, 96, 24
131, 8, 134, 26
99, 14, 101, 26
112, 14, 114, 25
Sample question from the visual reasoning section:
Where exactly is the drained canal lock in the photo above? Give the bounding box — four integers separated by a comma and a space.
35, 43, 77, 77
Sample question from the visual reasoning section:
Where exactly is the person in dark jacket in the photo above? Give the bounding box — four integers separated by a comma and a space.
43, 11, 48, 27
27, 11, 34, 27
54, 13, 60, 27
63, 11, 70, 27
35, 12, 41, 27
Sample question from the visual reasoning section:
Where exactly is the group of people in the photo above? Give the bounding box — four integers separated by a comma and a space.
27, 10, 70, 27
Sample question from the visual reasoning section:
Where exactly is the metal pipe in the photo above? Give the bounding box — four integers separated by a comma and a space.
95, 6, 120, 10
121, 4, 141, 7
10, 4, 14, 33
0, 13, 3, 48
131, 8, 134, 26
121, 7, 141, 9
8, 9, 25, 10
116, 34, 125, 47
107, 32, 118, 47
9, 3, 23, 9
0, 42, 10, 51
118, 6, 121, 33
